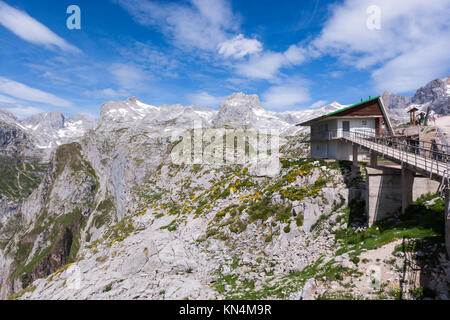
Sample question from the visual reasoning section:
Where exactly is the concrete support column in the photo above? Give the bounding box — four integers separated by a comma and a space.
445, 188, 450, 258
352, 144, 358, 168
401, 167, 414, 213
370, 152, 378, 167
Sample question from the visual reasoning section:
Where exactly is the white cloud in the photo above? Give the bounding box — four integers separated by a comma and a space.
0, 93, 18, 103
116, 41, 181, 79
312, 0, 450, 92
0, 77, 73, 108
83, 88, 129, 100
218, 34, 262, 59
109, 63, 148, 89
262, 80, 311, 110
0, 102, 45, 119
0, 0, 81, 53
237, 52, 286, 80
284, 45, 308, 65
236, 44, 309, 80
187, 91, 226, 107
115, 0, 238, 51
42, 71, 71, 84
372, 41, 450, 92
115, 0, 311, 82
6, 105, 44, 118
329, 71, 343, 78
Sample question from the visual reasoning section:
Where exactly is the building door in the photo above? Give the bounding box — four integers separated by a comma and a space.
375, 118, 381, 136
342, 121, 350, 137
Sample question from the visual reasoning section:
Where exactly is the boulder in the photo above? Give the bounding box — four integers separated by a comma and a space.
300, 278, 316, 300
122, 252, 148, 275
302, 202, 321, 232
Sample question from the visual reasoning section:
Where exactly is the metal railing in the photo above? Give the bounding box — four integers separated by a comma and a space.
310, 128, 376, 141
343, 130, 450, 180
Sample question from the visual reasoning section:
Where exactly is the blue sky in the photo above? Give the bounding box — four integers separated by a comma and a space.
0, 0, 449, 118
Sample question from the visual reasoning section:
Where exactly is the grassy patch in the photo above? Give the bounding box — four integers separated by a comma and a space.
7, 285, 36, 300
0, 156, 49, 200
160, 219, 179, 232
93, 198, 115, 229
335, 193, 445, 258
246, 197, 292, 223
55, 143, 96, 178
104, 216, 134, 244
214, 257, 358, 299
104, 283, 113, 292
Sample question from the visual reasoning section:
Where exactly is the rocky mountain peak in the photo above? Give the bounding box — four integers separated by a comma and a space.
220, 92, 262, 111
381, 75, 450, 120
99, 97, 159, 127
212, 93, 267, 128
22, 111, 65, 131
0, 110, 96, 154
381, 91, 412, 110
0, 110, 18, 124
321, 101, 344, 113
412, 76, 449, 105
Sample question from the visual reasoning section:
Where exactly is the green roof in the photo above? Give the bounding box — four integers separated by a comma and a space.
326, 96, 380, 116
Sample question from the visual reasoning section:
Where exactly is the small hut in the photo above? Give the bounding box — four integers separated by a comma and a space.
408, 107, 419, 125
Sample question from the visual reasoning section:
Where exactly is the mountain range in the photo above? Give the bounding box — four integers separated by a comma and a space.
2, 75, 449, 158
0, 76, 449, 300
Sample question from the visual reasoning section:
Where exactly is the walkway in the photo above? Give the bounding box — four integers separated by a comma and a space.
342, 131, 450, 184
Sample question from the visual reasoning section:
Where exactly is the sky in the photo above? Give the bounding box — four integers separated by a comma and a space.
0, 0, 449, 119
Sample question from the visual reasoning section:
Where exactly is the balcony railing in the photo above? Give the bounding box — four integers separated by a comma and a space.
310, 129, 376, 141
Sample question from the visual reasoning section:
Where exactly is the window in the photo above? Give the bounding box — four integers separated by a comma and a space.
362, 120, 367, 126
342, 121, 350, 131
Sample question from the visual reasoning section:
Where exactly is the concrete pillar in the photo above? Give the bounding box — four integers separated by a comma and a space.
366, 166, 402, 225
445, 188, 450, 258
352, 144, 358, 168
401, 167, 414, 213
370, 152, 378, 167
412, 176, 440, 201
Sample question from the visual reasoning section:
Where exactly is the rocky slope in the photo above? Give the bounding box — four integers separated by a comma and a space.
0, 111, 36, 158
0, 91, 449, 300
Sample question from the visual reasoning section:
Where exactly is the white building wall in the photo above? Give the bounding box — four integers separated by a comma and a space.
310, 117, 375, 161
310, 141, 369, 161
335, 141, 369, 161
337, 118, 376, 137
311, 141, 328, 158
311, 119, 338, 138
